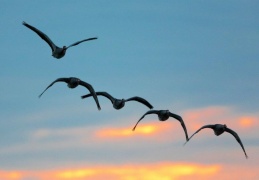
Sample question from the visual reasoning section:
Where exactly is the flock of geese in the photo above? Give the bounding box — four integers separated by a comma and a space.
22, 21, 248, 159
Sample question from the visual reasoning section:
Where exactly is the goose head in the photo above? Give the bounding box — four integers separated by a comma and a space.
62, 46, 67, 53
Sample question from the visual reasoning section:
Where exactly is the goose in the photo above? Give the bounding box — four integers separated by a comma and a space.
39, 77, 101, 110
81, 91, 153, 110
132, 110, 188, 141
184, 124, 248, 159
22, 21, 97, 59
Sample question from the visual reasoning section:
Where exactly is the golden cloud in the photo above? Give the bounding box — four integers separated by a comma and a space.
0, 170, 23, 179
238, 116, 257, 128
95, 124, 163, 138
3, 162, 220, 180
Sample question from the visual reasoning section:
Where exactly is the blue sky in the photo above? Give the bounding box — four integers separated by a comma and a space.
0, 1, 259, 179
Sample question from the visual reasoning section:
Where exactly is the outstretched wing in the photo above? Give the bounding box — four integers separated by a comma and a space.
23, 21, 56, 51
225, 127, 248, 159
81, 91, 115, 104
66, 37, 98, 49
126, 96, 153, 109
184, 124, 215, 145
79, 81, 101, 110
169, 112, 188, 141
132, 110, 159, 131
39, 78, 69, 98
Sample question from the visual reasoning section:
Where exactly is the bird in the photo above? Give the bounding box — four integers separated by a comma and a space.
132, 110, 188, 141
39, 77, 101, 110
81, 91, 153, 110
22, 21, 97, 59
184, 124, 248, 159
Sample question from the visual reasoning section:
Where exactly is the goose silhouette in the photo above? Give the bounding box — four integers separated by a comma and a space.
184, 124, 248, 159
39, 77, 101, 110
81, 91, 153, 110
132, 110, 189, 141
23, 21, 97, 59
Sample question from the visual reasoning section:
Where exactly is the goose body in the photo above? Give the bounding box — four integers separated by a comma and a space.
23, 21, 97, 59
132, 110, 189, 141
81, 91, 153, 110
185, 124, 248, 159
39, 77, 101, 110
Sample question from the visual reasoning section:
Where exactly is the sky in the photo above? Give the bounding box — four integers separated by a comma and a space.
0, 0, 259, 179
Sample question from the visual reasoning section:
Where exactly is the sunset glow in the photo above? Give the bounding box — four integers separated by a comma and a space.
96, 124, 161, 138
56, 169, 96, 179
1, 163, 221, 180
1, 1, 259, 179
0, 171, 22, 179
239, 116, 256, 128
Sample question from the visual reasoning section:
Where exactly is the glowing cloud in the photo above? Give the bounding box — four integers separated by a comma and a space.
0, 170, 23, 179
95, 124, 162, 138
3, 162, 220, 180
56, 169, 96, 179
3, 162, 259, 180
238, 116, 257, 128
181, 106, 259, 134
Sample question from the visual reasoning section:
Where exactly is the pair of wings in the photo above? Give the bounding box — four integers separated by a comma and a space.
81, 91, 153, 109
185, 124, 248, 158
39, 77, 101, 110
132, 110, 189, 142
23, 21, 97, 51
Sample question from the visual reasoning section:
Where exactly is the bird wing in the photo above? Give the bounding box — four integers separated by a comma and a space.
38, 78, 69, 98
169, 112, 188, 141
125, 96, 153, 109
225, 127, 248, 159
132, 110, 159, 131
22, 21, 56, 51
81, 91, 115, 104
78, 80, 101, 110
66, 37, 98, 49
184, 124, 215, 145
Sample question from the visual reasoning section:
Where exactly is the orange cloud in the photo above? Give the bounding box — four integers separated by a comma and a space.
95, 123, 167, 139
56, 169, 96, 179
183, 106, 229, 122
238, 116, 257, 128
0, 170, 23, 179
3, 162, 259, 180
181, 106, 259, 134
5, 162, 220, 180
93, 121, 192, 142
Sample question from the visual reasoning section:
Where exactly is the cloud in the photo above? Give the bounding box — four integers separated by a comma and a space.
2, 161, 259, 180
238, 116, 257, 128
0, 162, 221, 180
0, 105, 256, 173
0, 170, 23, 180
2, 105, 257, 156
182, 106, 259, 133
95, 122, 166, 139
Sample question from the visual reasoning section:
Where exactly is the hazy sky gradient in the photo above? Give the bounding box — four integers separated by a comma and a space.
1, 1, 259, 179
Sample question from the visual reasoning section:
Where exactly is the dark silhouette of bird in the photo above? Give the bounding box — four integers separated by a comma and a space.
22, 21, 97, 59
39, 77, 101, 110
184, 124, 248, 159
81, 91, 153, 110
132, 110, 188, 141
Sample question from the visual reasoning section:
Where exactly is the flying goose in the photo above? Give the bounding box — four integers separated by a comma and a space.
39, 77, 101, 110
22, 21, 97, 59
184, 124, 248, 159
132, 110, 188, 141
81, 91, 153, 110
